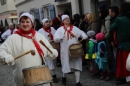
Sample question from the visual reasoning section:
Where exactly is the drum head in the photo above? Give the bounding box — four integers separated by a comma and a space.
69, 44, 82, 49
22, 65, 48, 71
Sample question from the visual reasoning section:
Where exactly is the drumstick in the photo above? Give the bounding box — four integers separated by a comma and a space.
78, 39, 84, 44
41, 54, 47, 65
3, 50, 35, 65
39, 40, 52, 54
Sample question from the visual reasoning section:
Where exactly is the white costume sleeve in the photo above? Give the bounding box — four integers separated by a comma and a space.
54, 27, 64, 43
74, 26, 88, 39
51, 27, 56, 35
1, 30, 9, 40
0, 36, 15, 65
37, 28, 43, 34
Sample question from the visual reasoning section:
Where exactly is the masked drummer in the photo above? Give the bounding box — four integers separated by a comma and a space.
0, 13, 58, 86
54, 14, 88, 86
1, 23, 17, 40
38, 18, 58, 83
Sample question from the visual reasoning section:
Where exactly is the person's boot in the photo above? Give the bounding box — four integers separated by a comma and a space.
105, 72, 111, 81
62, 77, 66, 85
52, 75, 58, 83
76, 82, 82, 86
100, 71, 106, 80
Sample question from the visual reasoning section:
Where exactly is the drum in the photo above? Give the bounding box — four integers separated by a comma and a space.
69, 44, 84, 58
50, 42, 60, 50
22, 65, 54, 86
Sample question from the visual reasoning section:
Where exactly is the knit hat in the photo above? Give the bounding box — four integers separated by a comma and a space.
99, 4, 106, 11
61, 15, 69, 21
9, 23, 13, 26
87, 30, 95, 37
95, 33, 105, 41
42, 18, 49, 25
19, 12, 34, 24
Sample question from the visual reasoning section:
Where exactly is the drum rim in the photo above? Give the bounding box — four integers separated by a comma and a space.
69, 44, 82, 49
22, 65, 48, 71
24, 80, 53, 86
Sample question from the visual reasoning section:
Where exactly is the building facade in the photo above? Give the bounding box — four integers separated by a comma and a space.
15, 0, 128, 22
15, 0, 98, 21
0, 0, 17, 26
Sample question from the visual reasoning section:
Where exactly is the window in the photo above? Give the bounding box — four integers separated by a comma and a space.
30, 9, 35, 17
1, 0, 6, 5
44, 6, 50, 19
40, 7, 44, 20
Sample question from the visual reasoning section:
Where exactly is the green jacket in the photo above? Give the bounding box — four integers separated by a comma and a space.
110, 16, 130, 51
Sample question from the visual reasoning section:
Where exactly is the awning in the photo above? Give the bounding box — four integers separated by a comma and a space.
8, 16, 18, 19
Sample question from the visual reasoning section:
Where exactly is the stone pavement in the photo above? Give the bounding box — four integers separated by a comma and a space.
0, 63, 129, 86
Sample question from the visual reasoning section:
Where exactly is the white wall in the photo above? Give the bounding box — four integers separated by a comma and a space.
82, 0, 91, 14
0, 0, 16, 13
7, 0, 17, 11
15, 0, 25, 5
0, 3, 8, 13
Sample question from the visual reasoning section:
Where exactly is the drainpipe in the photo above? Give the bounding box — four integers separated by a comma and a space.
78, 0, 83, 15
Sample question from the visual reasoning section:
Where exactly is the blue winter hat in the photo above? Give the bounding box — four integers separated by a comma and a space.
99, 4, 106, 11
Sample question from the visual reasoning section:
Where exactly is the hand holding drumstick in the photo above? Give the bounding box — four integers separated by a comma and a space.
3, 50, 35, 65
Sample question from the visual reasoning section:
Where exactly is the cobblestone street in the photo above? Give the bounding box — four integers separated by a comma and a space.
0, 63, 129, 86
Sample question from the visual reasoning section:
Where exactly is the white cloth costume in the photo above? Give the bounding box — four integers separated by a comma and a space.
1, 28, 17, 40
54, 25, 87, 73
0, 13, 58, 86
38, 18, 56, 70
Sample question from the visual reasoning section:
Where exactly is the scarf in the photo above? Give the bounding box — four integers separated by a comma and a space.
15, 28, 44, 57
43, 26, 53, 40
63, 25, 75, 40
10, 28, 14, 34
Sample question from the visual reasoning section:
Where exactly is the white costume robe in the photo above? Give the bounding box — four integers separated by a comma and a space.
1, 29, 17, 40
54, 26, 87, 73
0, 32, 58, 86
38, 27, 56, 70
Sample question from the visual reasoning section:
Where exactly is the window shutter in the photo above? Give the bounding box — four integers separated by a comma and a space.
49, 5, 55, 20
40, 7, 44, 20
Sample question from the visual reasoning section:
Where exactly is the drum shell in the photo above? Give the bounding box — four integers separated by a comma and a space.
50, 42, 60, 50
22, 65, 52, 86
69, 44, 84, 58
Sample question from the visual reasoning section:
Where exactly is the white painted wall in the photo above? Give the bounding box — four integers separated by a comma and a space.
82, 0, 91, 14
7, 0, 17, 11
0, 0, 16, 13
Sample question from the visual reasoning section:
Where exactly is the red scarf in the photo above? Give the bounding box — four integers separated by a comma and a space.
15, 28, 44, 57
10, 28, 14, 34
43, 26, 53, 40
63, 25, 75, 40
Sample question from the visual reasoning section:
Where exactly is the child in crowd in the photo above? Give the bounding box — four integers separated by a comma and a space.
85, 30, 97, 73
95, 33, 110, 80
